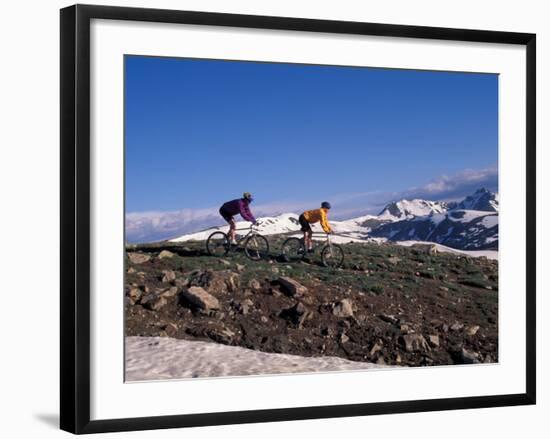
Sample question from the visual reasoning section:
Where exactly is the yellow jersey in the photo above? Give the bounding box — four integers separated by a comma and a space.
302, 208, 332, 233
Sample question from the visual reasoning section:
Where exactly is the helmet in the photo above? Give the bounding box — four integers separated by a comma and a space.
243, 192, 253, 201
321, 201, 331, 209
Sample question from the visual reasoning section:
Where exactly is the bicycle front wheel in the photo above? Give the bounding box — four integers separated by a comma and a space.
281, 237, 305, 262
321, 243, 344, 268
206, 231, 230, 257
244, 234, 270, 261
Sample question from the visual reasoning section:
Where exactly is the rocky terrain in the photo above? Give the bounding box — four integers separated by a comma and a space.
125, 238, 498, 370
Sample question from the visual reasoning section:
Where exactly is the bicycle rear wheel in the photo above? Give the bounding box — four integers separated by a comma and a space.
281, 237, 305, 262
321, 243, 344, 268
244, 234, 269, 261
206, 231, 230, 257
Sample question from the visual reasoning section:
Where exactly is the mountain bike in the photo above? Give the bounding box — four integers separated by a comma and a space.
281, 233, 344, 268
206, 224, 270, 261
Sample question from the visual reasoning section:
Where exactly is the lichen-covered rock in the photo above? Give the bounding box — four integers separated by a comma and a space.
127, 252, 151, 264
332, 299, 354, 318
161, 270, 176, 283
278, 277, 308, 296
158, 250, 175, 259
180, 286, 220, 311
141, 294, 168, 311
401, 334, 430, 352
248, 279, 261, 291
188, 270, 240, 294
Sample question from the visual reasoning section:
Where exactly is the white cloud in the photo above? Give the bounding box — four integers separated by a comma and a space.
403, 165, 498, 201
125, 200, 307, 243
329, 165, 498, 218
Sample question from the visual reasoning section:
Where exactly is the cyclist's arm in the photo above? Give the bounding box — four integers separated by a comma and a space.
320, 210, 332, 233
239, 200, 256, 223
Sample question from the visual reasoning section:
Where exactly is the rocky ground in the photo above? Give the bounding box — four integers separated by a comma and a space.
125, 238, 498, 368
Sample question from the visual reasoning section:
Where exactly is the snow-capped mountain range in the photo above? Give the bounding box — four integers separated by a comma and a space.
171, 188, 499, 251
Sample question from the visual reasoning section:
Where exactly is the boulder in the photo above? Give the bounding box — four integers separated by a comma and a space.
161, 270, 176, 283
466, 325, 480, 336
461, 348, 480, 364
158, 250, 175, 259
160, 286, 179, 298
238, 298, 254, 315
127, 287, 142, 303
248, 279, 261, 291
207, 327, 235, 345
278, 277, 308, 296
279, 302, 308, 325
387, 256, 401, 265
379, 314, 399, 325
369, 341, 383, 356
340, 333, 350, 344
180, 286, 220, 311
401, 334, 431, 352
428, 334, 440, 348
332, 299, 354, 318
412, 243, 438, 255
127, 252, 151, 264
450, 322, 464, 332
188, 270, 240, 294
141, 294, 167, 311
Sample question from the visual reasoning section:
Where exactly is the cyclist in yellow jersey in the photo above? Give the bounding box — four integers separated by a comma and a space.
298, 201, 333, 252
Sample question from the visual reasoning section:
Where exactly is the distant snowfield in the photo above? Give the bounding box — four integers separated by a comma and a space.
170, 213, 301, 242
125, 336, 384, 381
169, 213, 496, 259
171, 213, 382, 244
395, 240, 498, 260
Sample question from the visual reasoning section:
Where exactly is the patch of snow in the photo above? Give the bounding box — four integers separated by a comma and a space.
447, 210, 494, 223
481, 215, 499, 228
430, 213, 447, 226
125, 336, 386, 381
395, 240, 498, 260
171, 213, 301, 242
378, 199, 447, 220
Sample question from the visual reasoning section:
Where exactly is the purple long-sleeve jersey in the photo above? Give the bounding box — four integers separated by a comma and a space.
220, 198, 256, 222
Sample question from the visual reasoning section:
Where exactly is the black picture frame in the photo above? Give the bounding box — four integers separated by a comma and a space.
60, 4, 536, 434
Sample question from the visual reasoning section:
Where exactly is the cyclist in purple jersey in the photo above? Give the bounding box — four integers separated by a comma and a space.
219, 192, 257, 244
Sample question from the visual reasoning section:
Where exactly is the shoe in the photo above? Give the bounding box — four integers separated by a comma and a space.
307, 248, 314, 254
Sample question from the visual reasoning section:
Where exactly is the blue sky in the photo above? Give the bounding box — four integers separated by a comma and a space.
125, 55, 498, 242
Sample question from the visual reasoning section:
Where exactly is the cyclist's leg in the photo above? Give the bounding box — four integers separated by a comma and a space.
299, 213, 313, 251
306, 230, 313, 251
228, 218, 237, 243
220, 208, 237, 243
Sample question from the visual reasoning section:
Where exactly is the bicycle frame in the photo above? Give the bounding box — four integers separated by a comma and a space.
310, 232, 332, 248
293, 232, 334, 256
227, 224, 263, 250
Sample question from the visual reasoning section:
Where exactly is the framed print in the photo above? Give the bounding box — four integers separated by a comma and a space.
60, 4, 536, 434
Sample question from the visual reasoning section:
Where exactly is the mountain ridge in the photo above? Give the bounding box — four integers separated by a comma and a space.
171, 189, 499, 251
